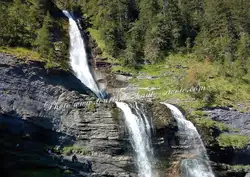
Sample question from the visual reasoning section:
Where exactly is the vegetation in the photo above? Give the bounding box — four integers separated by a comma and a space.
126, 54, 250, 112
85, 102, 96, 112
0, 0, 249, 110
217, 134, 250, 149
81, 0, 250, 68
63, 170, 73, 174
0, 0, 69, 69
82, 0, 250, 111
194, 118, 231, 132
218, 164, 250, 172
16, 168, 61, 177
63, 145, 90, 156
156, 158, 171, 170
0, 47, 41, 61
229, 165, 250, 171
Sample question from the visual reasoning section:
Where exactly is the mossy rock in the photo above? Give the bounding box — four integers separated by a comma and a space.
111, 107, 120, 124
147, 102, 174, 129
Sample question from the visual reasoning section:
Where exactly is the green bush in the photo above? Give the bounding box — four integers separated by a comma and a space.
217, 134, 250, 149
63, 145, 90, 156
194, 118, 231, 131
230, 165, 250, 171
85, 102, 96, 112
63, 170, 73, 174
0, 47, 41, 61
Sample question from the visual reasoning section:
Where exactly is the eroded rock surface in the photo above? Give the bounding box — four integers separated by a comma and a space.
0, 54, 173, 177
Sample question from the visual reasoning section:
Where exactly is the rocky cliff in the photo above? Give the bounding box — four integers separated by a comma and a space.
0, 54, 175, 177
1, 53, 249, 177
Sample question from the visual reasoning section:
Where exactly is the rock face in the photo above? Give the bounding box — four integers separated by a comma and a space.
0, 54, 174, 177
204, 108, 250, 137
204, 108, 250, 165
0, 53, 130, 176
201, 108, 250, 176
2, 53, 249, 177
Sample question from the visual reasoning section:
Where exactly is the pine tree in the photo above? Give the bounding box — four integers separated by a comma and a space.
29, 0, 45, 31
236, 32, 250, 67
0, 2, 10, 46
34, 12, 54, 61
8, 0, 31, 46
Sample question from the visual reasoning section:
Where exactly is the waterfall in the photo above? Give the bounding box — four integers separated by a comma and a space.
63, 10, 103, 98
161, 103, 214, 177
116, 102, 153, 177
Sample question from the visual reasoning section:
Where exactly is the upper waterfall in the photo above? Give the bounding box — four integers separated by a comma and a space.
116, 102, 153, 177
161, 103, 215, 177
63, 10, 103, 98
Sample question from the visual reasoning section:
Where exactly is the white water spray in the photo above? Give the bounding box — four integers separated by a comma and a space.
161, 102, 214, 177
63, 10, 102, 98
116, 102, 153, 177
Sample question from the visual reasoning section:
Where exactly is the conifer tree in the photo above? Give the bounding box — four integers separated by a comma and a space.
34, 12, 54, 61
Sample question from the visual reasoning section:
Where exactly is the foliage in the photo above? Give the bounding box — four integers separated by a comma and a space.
63, 170, 73, 174
0, 0, 69, 69
125, 53, 250, 112
155, 158, 171, 170
194, 118, 231, 132
16, 168, 61, 177
85, 102, 96, 112
34, 12, 54, 60
0, 0, 250, 110
82, 0, 249, 70
63, 145, 90, 156
217, 134, 250, 149
0, 47, 41, 61
228, 165, 250, 171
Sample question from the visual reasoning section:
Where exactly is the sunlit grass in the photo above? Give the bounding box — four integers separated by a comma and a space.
111, 65, 138, 74
0, 47, 41, 61
125, 53, 250, 112
62, 145, 90, 156
217, 134, 250, 149
193, 118, 231, 131
0, 46, 69, 70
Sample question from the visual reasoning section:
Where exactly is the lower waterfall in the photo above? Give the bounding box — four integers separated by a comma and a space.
116, 102, 153, 177
161, 103, 215, 177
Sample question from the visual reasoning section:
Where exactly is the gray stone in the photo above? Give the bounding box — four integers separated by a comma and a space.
115, 74, 133, 82
0, 54, 173, 177
0, 54, 134, 176
204, 108, 250, 137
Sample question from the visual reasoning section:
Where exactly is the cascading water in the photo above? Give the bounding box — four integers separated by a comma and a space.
161, 103, 215, 177
63, 10, 103, 98
116, 102, 153, 177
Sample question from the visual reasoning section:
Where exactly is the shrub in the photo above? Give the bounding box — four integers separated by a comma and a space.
63, 145, 90, 156
217, 134, 250, 149
63, 170, 73, 174
85, 102, 96, 112
194, 118, 231, 131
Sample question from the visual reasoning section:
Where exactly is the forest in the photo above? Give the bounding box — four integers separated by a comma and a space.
0, 0, 250, 78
